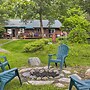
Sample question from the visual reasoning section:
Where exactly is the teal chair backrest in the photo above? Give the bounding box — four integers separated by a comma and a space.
57, 44, 69, 59
0, 56, 10, 71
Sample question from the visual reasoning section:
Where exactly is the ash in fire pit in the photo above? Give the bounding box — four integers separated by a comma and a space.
31, 69, 59, 78
21, 67, 61, 80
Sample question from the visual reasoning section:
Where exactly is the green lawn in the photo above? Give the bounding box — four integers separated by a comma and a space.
0, 39, 90, 90
0, 39, 11, 44
5, 80, 66, 90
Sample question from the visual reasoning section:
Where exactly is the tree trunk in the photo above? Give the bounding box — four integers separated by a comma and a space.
40, 13, 44, 38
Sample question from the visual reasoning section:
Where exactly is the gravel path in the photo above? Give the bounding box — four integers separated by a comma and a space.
0, 39, 17, 53
0, 48, 9, 53
0, 40, 13, 46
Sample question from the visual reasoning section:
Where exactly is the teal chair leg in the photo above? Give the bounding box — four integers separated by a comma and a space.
18, 75, 22, 85
16, 69, 22, 85
1, 84, 5, 90
48, 61, 50, 69
60, 62, 63, 71
8, 63, 11, 69
55, 63, 57, 67
64, 61, 67, 68
69, 79, 73, 90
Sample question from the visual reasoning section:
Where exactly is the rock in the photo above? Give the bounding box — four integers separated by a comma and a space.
43, 66, 48, 69
37, 77, 42, 80
62, 70, 71, 74
40, 69, 44, 73
22, 72, 30, 78
44, 69, 49, 72
30, 69, 35, 74
28, 57, 41, 66
74, 70, 78, 74
30, 75, 36, 80
85, 69, 90, 78
42, 77, 48, 80
59, 73, 65, 78
58, 78, 70, 83
55, 75, 60, 79
49, 76, 53, 79
43, 66, 52, 69
35, 69, 40, 72
53, 70, 59, 74
54, 83, 65, 88
49, 69, 53, 73
19, 68, 32, 73
28, 80, 54, 85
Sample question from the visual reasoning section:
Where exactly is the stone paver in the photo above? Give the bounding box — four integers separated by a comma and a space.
58, 78, 70, 83
54, 83, 65, 88
28, 80, 54, 85
85, 68, 90, 78
0, 48, 9, 53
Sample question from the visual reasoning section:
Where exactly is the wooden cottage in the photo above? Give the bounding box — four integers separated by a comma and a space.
4, 19, 62, 39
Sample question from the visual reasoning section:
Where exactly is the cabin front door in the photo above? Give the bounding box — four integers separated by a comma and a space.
12, 29, 16, 37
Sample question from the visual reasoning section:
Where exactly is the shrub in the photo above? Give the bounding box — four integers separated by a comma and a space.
68, 25, 88, 43
23, 39, 49, 52
0, 26, 5, 38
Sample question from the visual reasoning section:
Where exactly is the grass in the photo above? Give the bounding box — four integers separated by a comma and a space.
0, 39, 11, 44
5, 80, 66, 90
67, 43, 90, 66
0, 39, 90, 90
1, 39, 90, 67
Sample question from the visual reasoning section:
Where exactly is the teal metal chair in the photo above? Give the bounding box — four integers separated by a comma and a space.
48, 44, 69, 70
69, 75, 90, 90
0, 56, 10, 71
0, 68, 22, 90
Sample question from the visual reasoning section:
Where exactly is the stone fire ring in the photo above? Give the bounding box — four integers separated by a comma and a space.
20, 66, 61, 85
20, 66, 70, 86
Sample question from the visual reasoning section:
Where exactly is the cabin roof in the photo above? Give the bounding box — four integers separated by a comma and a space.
5, 19, 62, 29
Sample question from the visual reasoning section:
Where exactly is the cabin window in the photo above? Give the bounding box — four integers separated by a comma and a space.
7, 29, 12, 34
20, 28, 24, 33
50, 29, 55, 33
38, 29, 40, 32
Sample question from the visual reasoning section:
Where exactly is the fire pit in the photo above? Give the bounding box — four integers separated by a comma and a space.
21, 67, 61, 81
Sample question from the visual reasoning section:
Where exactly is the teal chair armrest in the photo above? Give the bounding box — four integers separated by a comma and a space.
48, 54, 56, 56
2, 61, 8, 66
0, 68, 17, 76
48, 54, 56, 60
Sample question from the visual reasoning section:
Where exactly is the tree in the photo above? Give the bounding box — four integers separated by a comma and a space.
63, 7, 90, 31
63, 7, 90, 43
53, 0, 81, 22
0, 0, 8, 38
68, 25, 88, 43
79, 0, 90, 15
5, 0, 56, 38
